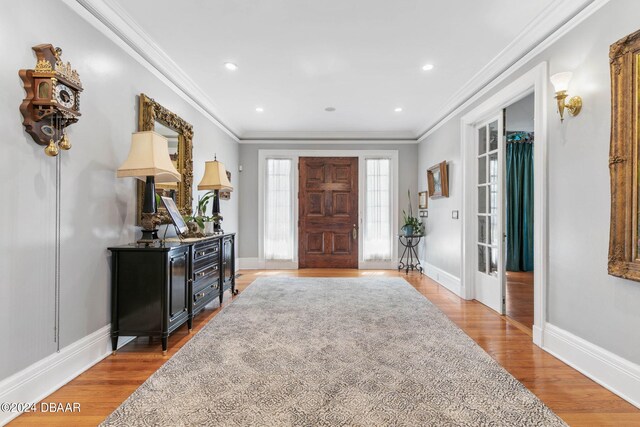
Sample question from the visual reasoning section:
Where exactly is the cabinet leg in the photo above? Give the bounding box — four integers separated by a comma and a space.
111, 334, 118, 355
219, 293, 223, 305
187, 317, 193, 333
161, 335, 168, 355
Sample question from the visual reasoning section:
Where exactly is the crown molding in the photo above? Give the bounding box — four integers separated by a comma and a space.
417, 0, 601, 141
239, 130, 417, 143
64, 0, 602, 144
63, 0, 241, 141
240, 139, 418, 145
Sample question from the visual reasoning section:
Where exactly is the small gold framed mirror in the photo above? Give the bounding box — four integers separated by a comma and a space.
137, 93, 193, 224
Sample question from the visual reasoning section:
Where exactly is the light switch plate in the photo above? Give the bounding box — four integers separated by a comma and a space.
452, 210, 459, 219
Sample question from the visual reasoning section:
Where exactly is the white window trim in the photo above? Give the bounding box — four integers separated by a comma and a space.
258, 149, 399, 270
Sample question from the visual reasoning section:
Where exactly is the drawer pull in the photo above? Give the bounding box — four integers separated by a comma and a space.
196, 247, 219, 257
195, 265, 218, 278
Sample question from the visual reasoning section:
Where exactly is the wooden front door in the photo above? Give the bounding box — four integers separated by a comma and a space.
299, 157, 358, 268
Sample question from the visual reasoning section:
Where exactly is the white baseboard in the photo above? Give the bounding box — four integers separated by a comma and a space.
532, 325, 544, 347
239, 258, 399, 270
359, 260, 397, 270
422, 261, 463, 297
238, 257, 263, 269
0, 326, 134, 426
542, 323, 640, 409
238, 257, 298, 270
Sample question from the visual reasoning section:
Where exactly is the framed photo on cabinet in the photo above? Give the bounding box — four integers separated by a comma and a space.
427, 161, 449, 198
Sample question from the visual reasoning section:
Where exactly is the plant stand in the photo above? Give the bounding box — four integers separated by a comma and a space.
398, 234, 423, 274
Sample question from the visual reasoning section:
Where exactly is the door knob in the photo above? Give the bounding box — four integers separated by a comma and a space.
352, 224, 358, 240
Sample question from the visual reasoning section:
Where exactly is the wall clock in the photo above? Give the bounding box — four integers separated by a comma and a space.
19, 44, 83, 156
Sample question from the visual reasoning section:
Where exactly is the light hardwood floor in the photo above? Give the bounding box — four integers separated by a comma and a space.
10, 269, 640, 426
506, 270, 534, 330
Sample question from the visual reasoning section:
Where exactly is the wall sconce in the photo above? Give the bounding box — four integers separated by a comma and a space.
550, 72, 582, 122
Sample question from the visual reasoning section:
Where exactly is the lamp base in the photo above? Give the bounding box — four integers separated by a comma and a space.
138, 228, 159, 245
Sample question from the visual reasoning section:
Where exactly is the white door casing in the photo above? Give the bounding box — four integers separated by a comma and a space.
460, 62, 548, 347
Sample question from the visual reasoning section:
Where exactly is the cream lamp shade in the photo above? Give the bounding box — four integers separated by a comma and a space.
116, 131, 181, 182
198, 160, 233, 191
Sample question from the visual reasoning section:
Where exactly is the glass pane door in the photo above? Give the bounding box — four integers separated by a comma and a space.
475, 115, 505, 314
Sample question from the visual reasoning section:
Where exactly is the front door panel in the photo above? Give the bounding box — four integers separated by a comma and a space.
299, 157, 358, 268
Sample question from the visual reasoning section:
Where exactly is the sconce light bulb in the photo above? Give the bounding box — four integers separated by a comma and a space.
550, 72, 573, 93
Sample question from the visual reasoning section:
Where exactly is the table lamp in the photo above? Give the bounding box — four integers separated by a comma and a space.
197, 155, 233, 233
117, 131, 181, 244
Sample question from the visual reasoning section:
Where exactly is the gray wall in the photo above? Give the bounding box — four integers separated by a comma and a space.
238, 143, 418, 259
505, 93, 535, 132
0, 0, 238, 380
417, 0, 640, 364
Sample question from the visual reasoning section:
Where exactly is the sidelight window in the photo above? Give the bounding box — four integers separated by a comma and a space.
264, 158, 294, 260
363, 158, 392, 261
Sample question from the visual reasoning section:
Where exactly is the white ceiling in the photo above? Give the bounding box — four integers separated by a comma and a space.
101, 0, 588, 140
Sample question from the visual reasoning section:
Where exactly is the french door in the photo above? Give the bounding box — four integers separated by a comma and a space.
475, 114, 505, 314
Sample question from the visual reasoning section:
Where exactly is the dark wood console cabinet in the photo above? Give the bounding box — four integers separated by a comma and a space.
109, 233, 235, 354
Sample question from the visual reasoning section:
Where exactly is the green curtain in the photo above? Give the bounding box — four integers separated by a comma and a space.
506, 140, 534, 271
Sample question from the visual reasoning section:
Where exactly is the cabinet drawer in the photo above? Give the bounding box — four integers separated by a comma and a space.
193, 240, 220, 262
193, 275, 219, 294
193, 262, 219, 284
193, 282, 218, 306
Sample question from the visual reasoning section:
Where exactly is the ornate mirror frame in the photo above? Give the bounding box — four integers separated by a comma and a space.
137, 93, 193, 224
608, 29, 640, 281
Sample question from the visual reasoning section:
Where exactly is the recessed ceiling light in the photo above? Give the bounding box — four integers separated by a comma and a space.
422, 64, 434, 71
224, 62, 238, 71
394, 107, 403, 112
325, 107, 336, 112
255, 107, 264, 113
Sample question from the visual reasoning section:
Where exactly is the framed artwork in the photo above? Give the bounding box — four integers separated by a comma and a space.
418, 191, 428, 209
427, 161, 449, 198
161, 196, 188, 235
219, 171, 231, 200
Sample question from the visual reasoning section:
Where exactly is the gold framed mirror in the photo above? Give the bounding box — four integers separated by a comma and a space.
137, 93, 193, 224
608, 29, 640, 281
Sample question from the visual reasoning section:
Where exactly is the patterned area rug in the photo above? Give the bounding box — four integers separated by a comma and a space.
102, 277, 566, 426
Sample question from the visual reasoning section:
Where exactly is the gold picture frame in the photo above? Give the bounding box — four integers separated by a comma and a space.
427, 161, 449, 198
418, 191, 428, 209
608, 28, 640, 281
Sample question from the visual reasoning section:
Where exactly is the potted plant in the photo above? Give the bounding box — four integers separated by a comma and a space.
185, 191, 216, 235
402, 190, 424, 236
